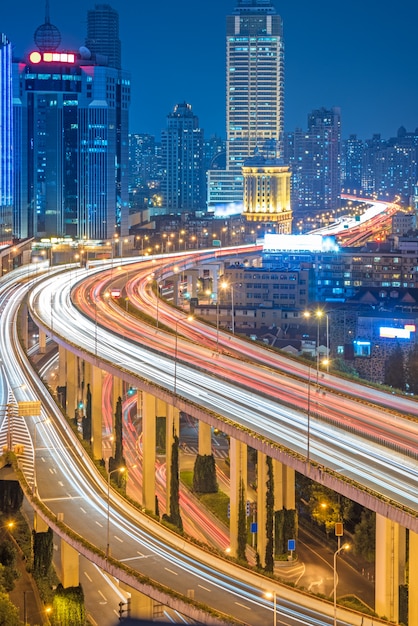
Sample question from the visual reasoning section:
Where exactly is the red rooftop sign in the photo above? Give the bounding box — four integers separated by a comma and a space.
29, 51, 76, 64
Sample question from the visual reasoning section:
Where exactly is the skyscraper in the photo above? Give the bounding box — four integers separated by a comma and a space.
284, 106, 341, 215
161, 102, 205, 213
86, 4, 121, 69
0, 33, 13, 244
12, 4, 130, 240
208, 0, 284, 214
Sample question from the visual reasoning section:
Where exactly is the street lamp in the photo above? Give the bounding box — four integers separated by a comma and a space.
304, 309, 329, 380
333, 542, 350, 625
174, 316, 193, 397
220, 281, 234, 335
265, 590, 277, 626
106, 466, 126, 558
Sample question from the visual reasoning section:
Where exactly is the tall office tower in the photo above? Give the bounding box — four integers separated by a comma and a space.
285, 106, 341, 216
161, 102, 205, 213
86, 4, 121, 69
0, 34, 13, 244
207, 0, 284, 215
12, 5, 130, 240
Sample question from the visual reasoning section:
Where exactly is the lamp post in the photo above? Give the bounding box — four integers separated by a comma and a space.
265, 590, 277, 626
333, 542, 350, 626
220, 281, 234, 335
106, 466, 126, 558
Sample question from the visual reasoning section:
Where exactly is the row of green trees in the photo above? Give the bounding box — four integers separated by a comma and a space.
384, 343, 418, 393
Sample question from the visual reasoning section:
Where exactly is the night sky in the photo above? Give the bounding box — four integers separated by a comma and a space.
2, 0, 418, 141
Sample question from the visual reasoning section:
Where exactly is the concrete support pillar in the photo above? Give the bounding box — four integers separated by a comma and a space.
172, 274, 180, 306
198, 421, 212, 456
165, 405, 180, 517
409, 530, 418, 625
58, 345, 66, 387
91, 365, 103, 460
39, 330, 47, 354
20, 302, 29, 350
187, 269, 199, 299
257, 451, 267, 567
273, 460, 295, 510
375, 514, 401, 622
33, 512, 48, 533
229, 437, 247, 557
142, 392, 156, 513
119, 584, 154, 621
61, 539, 80, 588
66, 350, 78, 419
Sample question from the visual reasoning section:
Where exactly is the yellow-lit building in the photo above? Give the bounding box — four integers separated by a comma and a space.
242, 157, 292, 233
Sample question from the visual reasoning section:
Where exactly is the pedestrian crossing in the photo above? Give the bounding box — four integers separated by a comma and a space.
0, 409, 35, 491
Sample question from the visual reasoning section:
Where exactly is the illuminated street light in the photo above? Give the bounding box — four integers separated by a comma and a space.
106, 466, 126, 558
220, 281, 234, 335
333, 542, 350, 625
265, 590, 277, 626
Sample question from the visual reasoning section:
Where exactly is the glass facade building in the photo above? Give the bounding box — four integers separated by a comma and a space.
12, 12, 130, 240
208, 0, 284, 213
0, 34, 13, 244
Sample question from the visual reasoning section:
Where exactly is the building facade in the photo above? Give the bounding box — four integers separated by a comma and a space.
12, 6, 130, 240
86, 3, 122, 69
207, 0, 284, 213
161, 102, 205, 213
242, 156, 292, 231
284, 107, 342, 216
0, 33, 13, 244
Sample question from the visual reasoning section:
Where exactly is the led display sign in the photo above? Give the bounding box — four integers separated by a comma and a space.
379, 326, 415, 339
29, 51, 75, 64
263, 234, 339, 253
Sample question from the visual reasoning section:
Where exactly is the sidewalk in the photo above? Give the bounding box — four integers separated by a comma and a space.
8, 541, 47, 625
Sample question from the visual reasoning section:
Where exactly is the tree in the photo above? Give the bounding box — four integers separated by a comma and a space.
193, 455, 218, 493
53, 584, 86, 626
0, 481, 23, 514
0, 591, 22, 626
0, 541, 18, 591
353, 509, 375, 562
330, 357, 359, 377
384, 343, 405, 390
114, 396, 124, 464
82, 383, 92, 442
33, 527, 53, 579
163, 433, 183, 531
264, 456, 274, 573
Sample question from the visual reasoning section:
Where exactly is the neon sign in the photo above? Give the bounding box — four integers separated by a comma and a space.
29, 51, 75, 64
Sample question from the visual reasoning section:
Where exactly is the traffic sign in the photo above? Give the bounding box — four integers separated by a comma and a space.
17, 401, 41, 417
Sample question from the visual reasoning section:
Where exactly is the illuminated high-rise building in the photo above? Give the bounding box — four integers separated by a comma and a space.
161, 102, 205, 212
208, 0, 284, 214
284, 106, 341, 215
0, 33, 13, 244
12, 4, 130, 240
86, 4, 121, 69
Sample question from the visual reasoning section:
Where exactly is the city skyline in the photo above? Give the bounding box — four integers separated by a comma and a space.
1, 0, 418, 142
